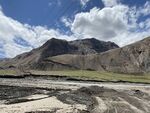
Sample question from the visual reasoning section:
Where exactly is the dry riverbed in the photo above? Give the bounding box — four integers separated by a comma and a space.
0, 76, 150, 113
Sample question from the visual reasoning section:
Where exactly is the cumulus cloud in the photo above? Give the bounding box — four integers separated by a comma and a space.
71, 5, 128, 40
70, 2, 150, 46
102, 0, 119, 7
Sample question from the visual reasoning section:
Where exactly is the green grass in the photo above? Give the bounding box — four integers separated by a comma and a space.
0, 69, 17, 75
30, 70, 150, 84
0, 69, 149, 83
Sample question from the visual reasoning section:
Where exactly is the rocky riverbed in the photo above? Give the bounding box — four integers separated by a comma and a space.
0, 77, 149, 113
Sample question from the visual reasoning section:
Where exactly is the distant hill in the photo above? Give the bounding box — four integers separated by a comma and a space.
0, 38, 119, 70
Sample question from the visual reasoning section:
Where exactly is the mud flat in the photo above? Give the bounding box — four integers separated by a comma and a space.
0, 77, 150, 113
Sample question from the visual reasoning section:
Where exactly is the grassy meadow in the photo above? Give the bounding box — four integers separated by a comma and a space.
0, 69, 149, 83
30, 70, 150, 83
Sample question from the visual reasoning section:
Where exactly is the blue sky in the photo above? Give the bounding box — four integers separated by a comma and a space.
0, 0, 101, 27
0, 0, 104, 35
0, 0, 150, 58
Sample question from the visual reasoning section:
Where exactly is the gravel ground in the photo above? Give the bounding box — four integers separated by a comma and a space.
0, 77, 149, 113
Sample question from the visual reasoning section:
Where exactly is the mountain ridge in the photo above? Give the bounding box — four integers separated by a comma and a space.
0, 37, 149, 74
0, 38, 119, 70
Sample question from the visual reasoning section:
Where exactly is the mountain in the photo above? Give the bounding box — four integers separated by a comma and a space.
0, 38, 119, 70
48, 37, 150, 74
0, 37, 149, 74
69, 38, 119, 54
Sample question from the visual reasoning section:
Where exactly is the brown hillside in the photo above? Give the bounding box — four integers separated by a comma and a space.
0, 38, 119, 70
46, 37, 150, 74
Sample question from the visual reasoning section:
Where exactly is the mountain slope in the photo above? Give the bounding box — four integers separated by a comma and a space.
46, 37, 150, 74
0, 38, 119, 70
0, 37, 149, 74
69, 38, 119, 54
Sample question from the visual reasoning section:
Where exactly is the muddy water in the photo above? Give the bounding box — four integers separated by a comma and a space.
0, 77, 149, 113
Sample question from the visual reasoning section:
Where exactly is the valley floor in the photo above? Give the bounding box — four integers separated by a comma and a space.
0, 76, 149, 113
0, 70, 150, 83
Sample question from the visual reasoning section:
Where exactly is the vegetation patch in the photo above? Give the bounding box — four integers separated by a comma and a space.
0, 69, 17, 76
30, 70, 150, 84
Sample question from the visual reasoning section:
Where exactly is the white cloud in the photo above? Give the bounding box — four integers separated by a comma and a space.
139, 1, 150, 16
61, 16, 72, 27
0, 10, 74, 58
70, 2, 150, 46
71, 5, 129, 40
3, 43, 32, 58
80, 0, 90, 6
0, 1, 150, 58
110, 29, 150, 46
102, 0, 119, 7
